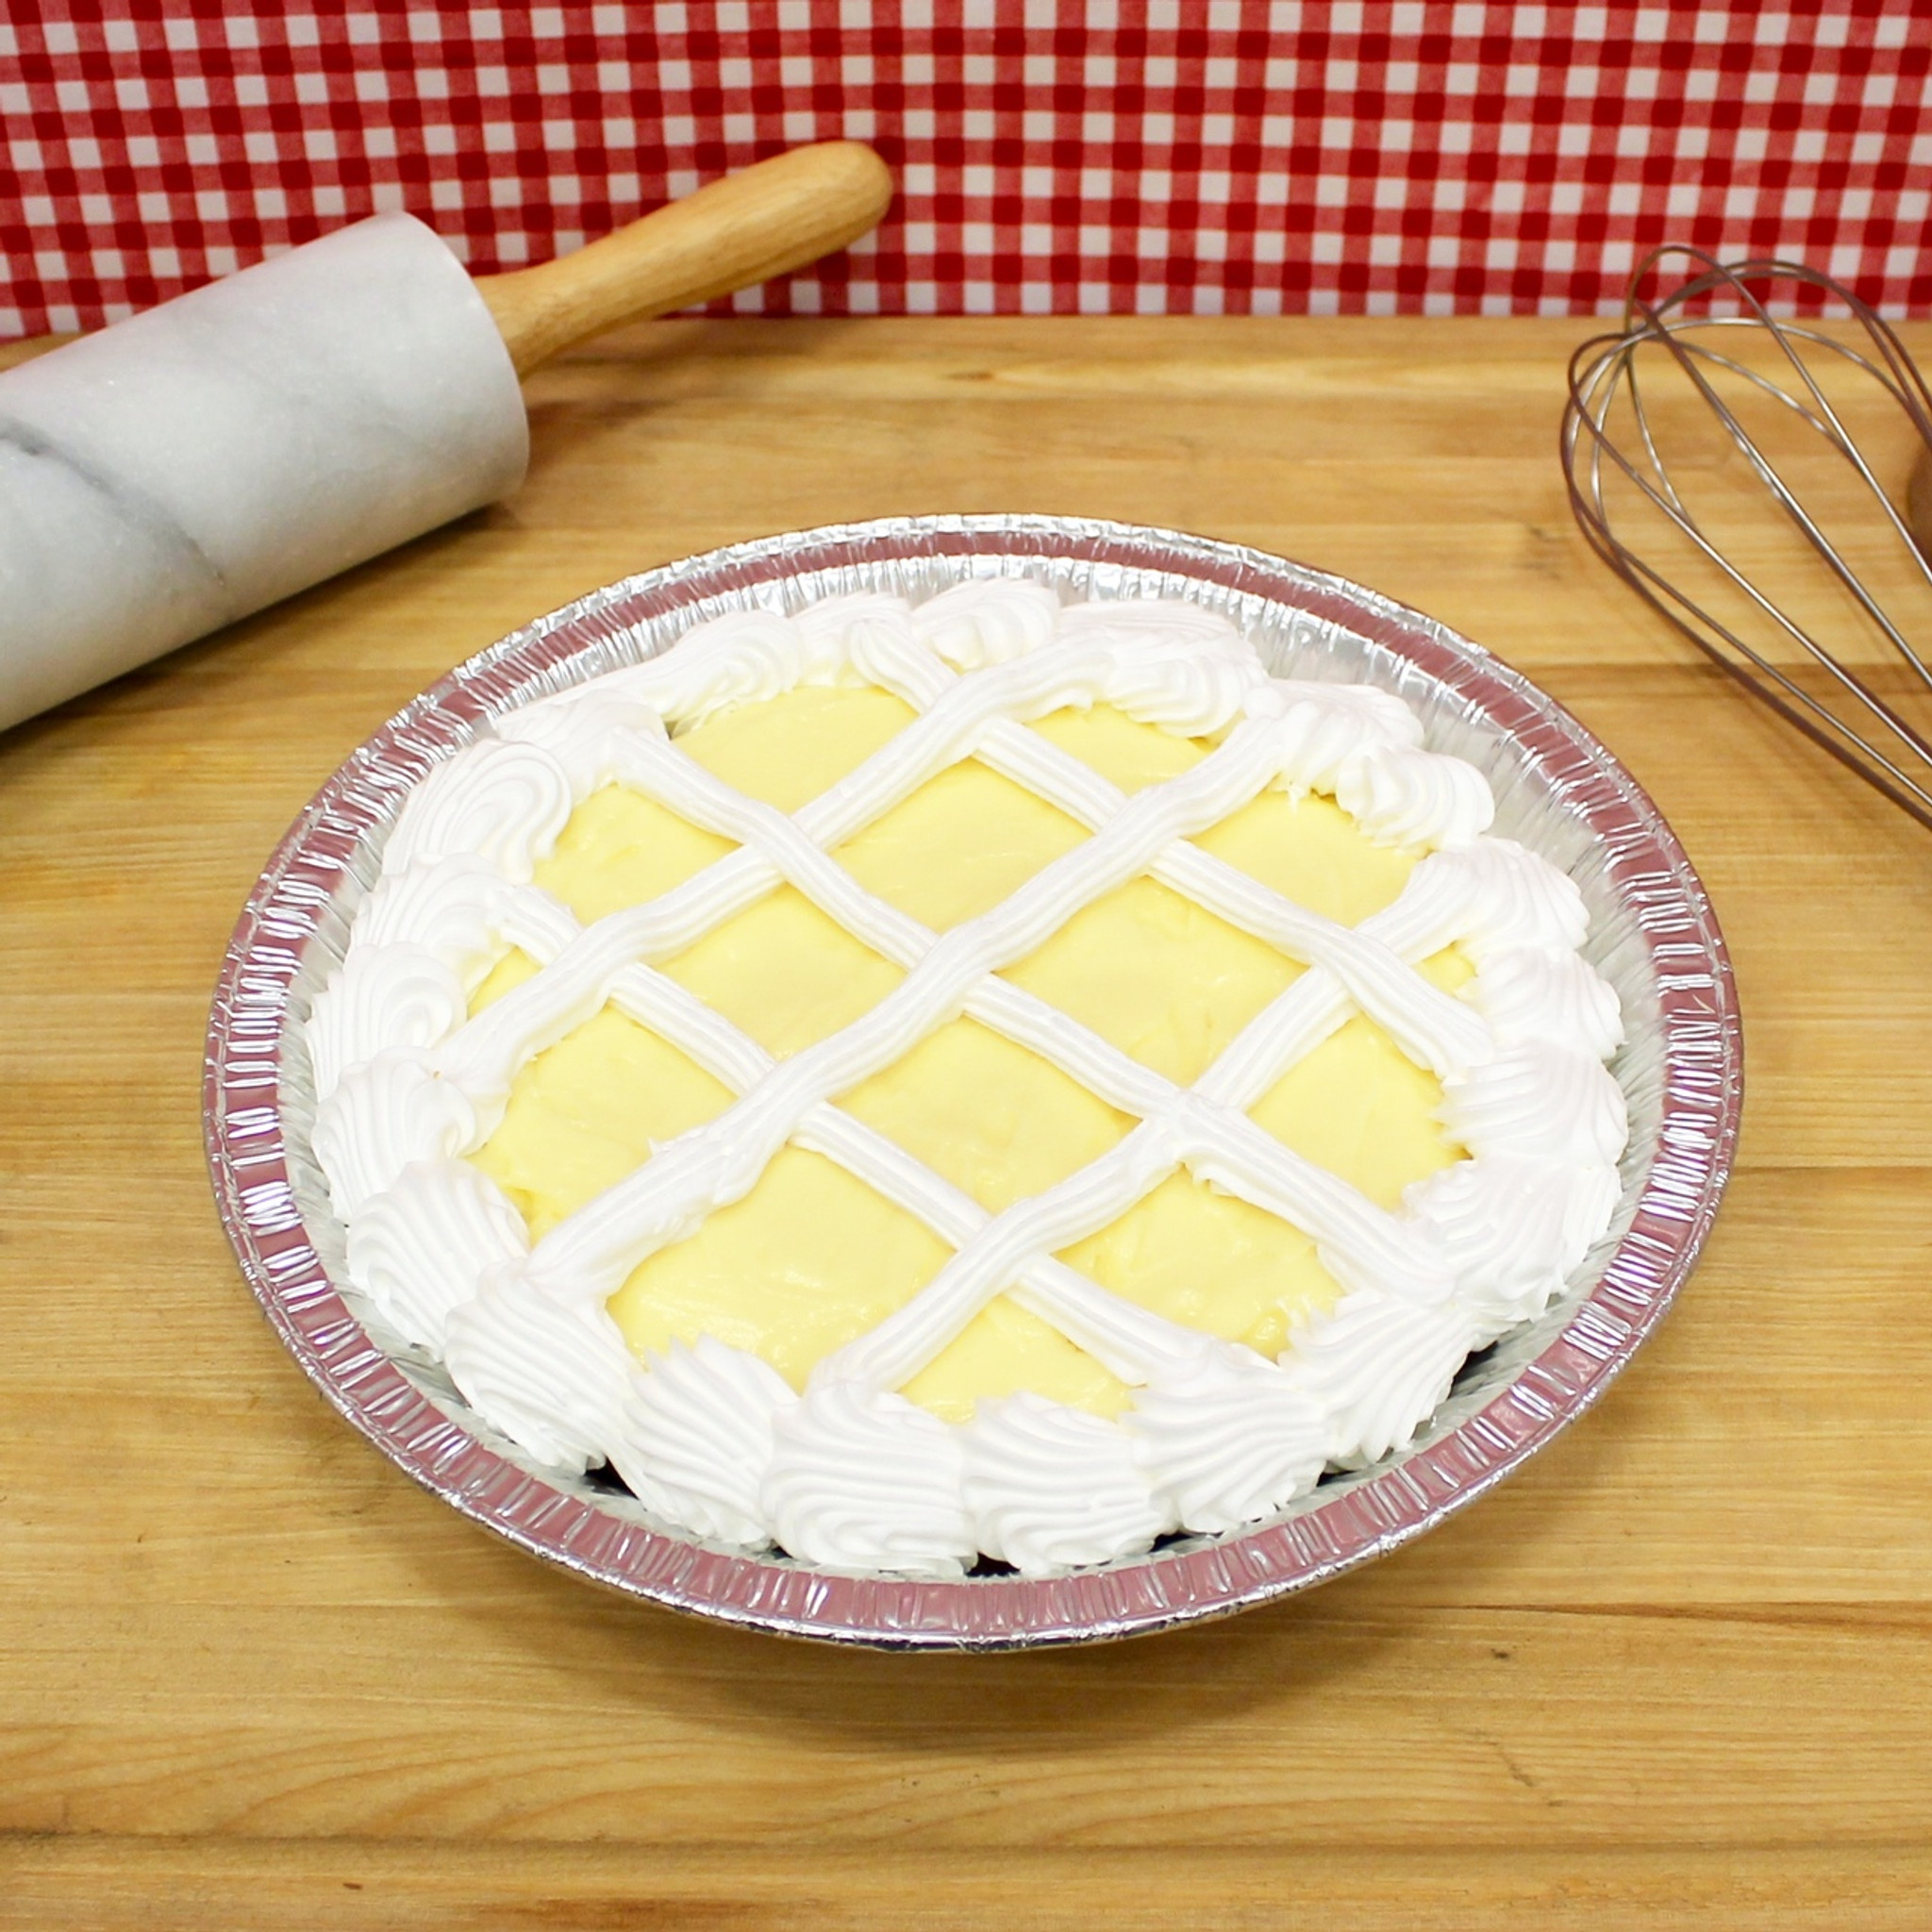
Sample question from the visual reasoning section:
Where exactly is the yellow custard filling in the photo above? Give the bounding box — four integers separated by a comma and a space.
471, 686, 1468, 1424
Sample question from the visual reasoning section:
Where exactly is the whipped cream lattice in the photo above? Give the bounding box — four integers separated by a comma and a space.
307, 580, 1629, 1578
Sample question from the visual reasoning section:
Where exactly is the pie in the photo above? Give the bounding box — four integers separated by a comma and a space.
307, 578, 1627, 1576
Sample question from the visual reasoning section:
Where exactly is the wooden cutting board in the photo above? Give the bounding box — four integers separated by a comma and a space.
3, 315, 1929, 1931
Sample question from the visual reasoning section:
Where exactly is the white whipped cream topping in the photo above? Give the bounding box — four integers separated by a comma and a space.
345, 1157, 527, 1352
1440, 1040, 1628, 1168
306, 942, 467, 1103
353, 853, 559, 991
441, 1270, 644, 1477
308, 578, 1630, 1576
1279, 1287, 1486, 1468
617, 1336, 797, 1547
1126, 1343, 1330, 1533
495, 691, 668, 798
762, 1384, 977, 1578
1406, 838, 1592, 963
383, 737, 574, 883
1467, 945, 1625, 1057
964, 1393, 1174, 1575
311, 1050, 477, 1219
1335, 742, 1496, 851
1405, 1155, 1623, 1331
1262, 679, 1424, 793
911, 575, 1059, 666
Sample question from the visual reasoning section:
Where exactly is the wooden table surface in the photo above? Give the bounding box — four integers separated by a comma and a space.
4, 315, 1931, 1930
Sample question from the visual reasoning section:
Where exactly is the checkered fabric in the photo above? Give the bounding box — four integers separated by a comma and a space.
4, 1, 1929, 339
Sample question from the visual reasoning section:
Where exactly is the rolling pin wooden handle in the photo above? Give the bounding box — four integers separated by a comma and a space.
474, 142, 892, 376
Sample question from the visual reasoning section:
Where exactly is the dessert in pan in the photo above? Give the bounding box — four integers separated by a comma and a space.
306, 577, 1628, 1578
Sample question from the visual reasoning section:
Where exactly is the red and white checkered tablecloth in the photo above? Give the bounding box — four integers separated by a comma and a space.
3, 1, 1929, 339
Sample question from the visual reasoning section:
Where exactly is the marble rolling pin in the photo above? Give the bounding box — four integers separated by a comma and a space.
0, 140, 891, 732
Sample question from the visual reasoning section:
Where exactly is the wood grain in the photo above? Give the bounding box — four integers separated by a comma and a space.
3, 315, 1930, 1929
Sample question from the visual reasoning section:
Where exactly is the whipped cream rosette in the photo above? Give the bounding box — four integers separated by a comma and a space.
304, 578, 1629, 1579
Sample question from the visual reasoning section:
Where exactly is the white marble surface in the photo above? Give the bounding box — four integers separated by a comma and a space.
0, 212, 528, 732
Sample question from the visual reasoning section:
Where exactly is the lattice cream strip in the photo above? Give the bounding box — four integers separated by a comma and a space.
424, 636, 1481, 1281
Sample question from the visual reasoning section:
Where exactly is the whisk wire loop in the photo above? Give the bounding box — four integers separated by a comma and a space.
1563, 244, 1932, 829
1632, 271, 1932, 680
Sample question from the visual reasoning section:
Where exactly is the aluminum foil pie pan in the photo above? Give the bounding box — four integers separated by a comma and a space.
204, 513, 1740, 1649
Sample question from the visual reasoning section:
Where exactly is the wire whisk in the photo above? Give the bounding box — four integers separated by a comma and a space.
1563, 245, 1932, 829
